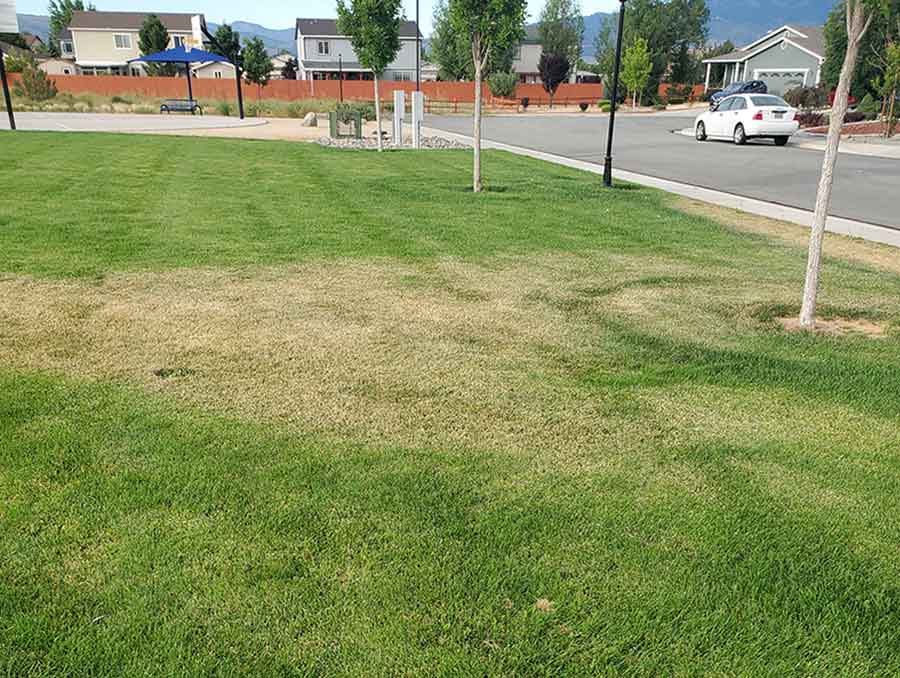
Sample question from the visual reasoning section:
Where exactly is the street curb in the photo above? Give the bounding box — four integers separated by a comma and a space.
423, 126, 900, 249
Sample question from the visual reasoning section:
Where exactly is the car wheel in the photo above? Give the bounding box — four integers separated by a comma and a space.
774, 136, 789, 147
733, 124, 747, 145
696, 122, 707, 141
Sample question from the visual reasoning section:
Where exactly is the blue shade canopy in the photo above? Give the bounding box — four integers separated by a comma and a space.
129, 46, 231, 65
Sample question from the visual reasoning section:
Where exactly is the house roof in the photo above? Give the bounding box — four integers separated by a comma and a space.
295, 18, 420, 39
703, 25, 825, 64
68, 11, 203, 32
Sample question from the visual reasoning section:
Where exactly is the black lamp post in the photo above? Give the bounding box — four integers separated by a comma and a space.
0, 44, 15, 130
338, 54, 344, 102
603, 0, 627, 187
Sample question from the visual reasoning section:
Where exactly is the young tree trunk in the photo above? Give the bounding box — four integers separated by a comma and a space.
472, 35, 483, 193
799, 0, 873, 328
374, 75, 383, 152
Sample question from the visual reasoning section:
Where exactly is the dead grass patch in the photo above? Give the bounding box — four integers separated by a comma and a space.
673, 197, 900, 276
777, 316, 887, 338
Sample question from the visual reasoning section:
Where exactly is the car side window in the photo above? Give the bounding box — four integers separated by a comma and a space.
732, 98, 746, 110
718, 98, 733, 111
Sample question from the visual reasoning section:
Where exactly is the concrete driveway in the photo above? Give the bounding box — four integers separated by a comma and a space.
426, 112, 900, 229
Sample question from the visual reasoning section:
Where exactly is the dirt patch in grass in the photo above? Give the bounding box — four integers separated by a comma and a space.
778, 316, 887, 338
673, 197, 900, 276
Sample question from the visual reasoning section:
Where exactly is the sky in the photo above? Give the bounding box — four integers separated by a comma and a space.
15, 0, 621, 34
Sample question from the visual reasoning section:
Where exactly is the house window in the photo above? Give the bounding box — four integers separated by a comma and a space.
114, 34, 132, 49
174, 36, 185, 48
61, 40, 74, 55
214, 71, 222, 79
317, 40, 330, 55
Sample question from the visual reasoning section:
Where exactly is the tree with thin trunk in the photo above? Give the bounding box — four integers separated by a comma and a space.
799, 0, 885, 329
48, 0, 94, 57
621, 37, 652, 110
241, 37, 271, 98
538, 0, 584, 73
538, 52, 570, 108
337, 0, 404, 152
139, 15, 176, 77
449, 0, 527, 192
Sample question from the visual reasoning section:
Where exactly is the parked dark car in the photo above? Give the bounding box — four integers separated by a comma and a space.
710, 81, 768, 108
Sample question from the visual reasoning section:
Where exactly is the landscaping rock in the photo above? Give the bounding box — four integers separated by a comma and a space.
302, 112, 318, 127
316, 136, 469, 150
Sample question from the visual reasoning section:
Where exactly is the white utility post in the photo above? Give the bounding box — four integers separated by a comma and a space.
411, 91, 424, 149
393, 90, 405, 147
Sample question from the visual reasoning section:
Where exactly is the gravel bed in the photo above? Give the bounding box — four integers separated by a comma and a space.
317, 136, 470, 150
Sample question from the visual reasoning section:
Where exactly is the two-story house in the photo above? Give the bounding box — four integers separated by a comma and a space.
63, 11, 206, 76
511, 26, 542, 84
294, 18, 420, 81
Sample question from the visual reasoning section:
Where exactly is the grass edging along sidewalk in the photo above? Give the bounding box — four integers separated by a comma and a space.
4, 131, 900, 675
426, 126, 900, 248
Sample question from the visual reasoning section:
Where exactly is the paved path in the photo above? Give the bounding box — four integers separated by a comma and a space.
426, 112, 900, 229
0, 112, 266, 133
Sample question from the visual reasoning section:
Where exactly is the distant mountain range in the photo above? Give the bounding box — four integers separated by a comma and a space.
17, 1, 836, 57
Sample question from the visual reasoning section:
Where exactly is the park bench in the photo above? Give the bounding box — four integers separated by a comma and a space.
160, 99, 203, 115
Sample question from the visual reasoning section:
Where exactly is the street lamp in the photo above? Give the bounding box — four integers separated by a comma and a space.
603, 0, 627, 187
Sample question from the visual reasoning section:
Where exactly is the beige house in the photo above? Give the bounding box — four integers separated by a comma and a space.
193, 60, 236, 79
64, 11, 206, 76
511, 26, 542, 84
38, 58, 77, 76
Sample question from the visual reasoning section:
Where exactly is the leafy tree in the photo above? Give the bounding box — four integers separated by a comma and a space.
211, 23, 242, 67
538, 0, 584, 67
621, 37, 652, 108
139, 15, 176, 76
800, 0, 893, 328
538, 52, 570, 107
877, 41, 899, 136
3, 53, 30, 73
336, 0, 404, 152
594, 0, 708, 94
430, 0, 471, 80
487, 71, 518, 97
241, 37, 271, 97
0, 33, 29, 49
448, 0, 527, 192
280, 57, 298, 80
12, 55, 58, 100
48, 0, 94, 56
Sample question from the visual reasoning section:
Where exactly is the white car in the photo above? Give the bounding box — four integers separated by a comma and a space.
695, 94, 800, 146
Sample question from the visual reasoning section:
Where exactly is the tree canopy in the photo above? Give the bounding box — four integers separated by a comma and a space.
538, 0, 584, 66
336, 0, 404, 77
594, 0, 709, 92
621, 36, 653, 106
139, 15, 176, 76
241, 37, 271, 91
538, 52, 570, 101
210, 23, 242, 68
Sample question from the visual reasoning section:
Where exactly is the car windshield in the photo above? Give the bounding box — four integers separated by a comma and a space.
751, 95, 789, 107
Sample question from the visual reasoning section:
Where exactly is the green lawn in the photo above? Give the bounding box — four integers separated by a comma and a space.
3, 131, 900, 676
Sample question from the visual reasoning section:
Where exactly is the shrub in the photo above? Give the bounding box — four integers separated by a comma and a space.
858, 93, 878, 117
110, 95, 132, 104
3, 54, 29, 73
796, 111, 825, 128
487, 72, 518, 99
843, 110, 867, 124
215, 100, 233, 116
784, 85, 827, 110
666, 97, 686, 105
665, 84, 694, 101
521, 96, 529, 109
579, 102, 588, 112
335, 101, 376, 123
12, 57, 57, 101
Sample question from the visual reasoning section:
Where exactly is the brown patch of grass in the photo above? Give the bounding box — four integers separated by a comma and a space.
778, 316, 887, 338
534, 598, 555, 613
673, 197, 900, 276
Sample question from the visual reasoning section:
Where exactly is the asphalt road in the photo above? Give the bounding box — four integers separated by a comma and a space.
426, 112, 899, 229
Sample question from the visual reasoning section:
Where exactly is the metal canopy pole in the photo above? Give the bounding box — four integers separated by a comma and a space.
199, 24, 245, 120
185, 62, 194, 101
0, 44, 16, 130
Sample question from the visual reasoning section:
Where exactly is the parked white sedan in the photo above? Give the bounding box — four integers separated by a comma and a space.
695, 94, 800, 146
